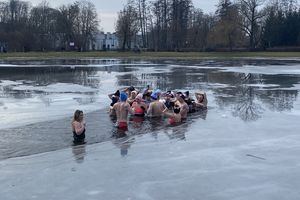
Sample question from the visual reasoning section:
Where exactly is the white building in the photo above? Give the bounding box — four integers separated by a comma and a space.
92, 32, 119, 51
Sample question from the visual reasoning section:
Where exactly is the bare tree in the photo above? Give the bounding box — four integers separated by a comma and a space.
30, 1, 60, 51
238, 0, 266, 49
170, 0, 193, 50
209, 0, 244, 50
116, 1, 139, 50
187, 8, 214, 50
134, 0, 149, 48
56, 1, 99, 51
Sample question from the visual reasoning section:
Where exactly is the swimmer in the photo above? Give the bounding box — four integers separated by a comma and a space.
132, 94, 147, 117
176, 93, 189, 119
162, 91, 175, 109
112, 92, 134, 130
184, 91, 195, 113
108, 90, 120, 116
163, 105, 182, 125
194, 91, 208, 108
127, 90, 137, 106
72, 110, 86, 143
147, 91, 166, 117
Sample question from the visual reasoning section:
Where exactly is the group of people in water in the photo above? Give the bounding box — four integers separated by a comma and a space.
71, 85, 208, 143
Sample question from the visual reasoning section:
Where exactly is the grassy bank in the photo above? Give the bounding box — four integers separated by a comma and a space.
1, 51, 300, 60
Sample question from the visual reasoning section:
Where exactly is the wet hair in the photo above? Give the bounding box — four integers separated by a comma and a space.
178, 94, 185, 100
144, 92, 151, 97
185, 98, 193, 105
110, 96, 118, 106
128, 86, 135, 91
114, 90, 120, 97
73, 110, 83, 122
174, 107, 180, 114
185, 91, 189, 97
169, 101, 175, 108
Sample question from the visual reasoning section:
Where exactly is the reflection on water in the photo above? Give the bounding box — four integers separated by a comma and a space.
1, 59, 300, 160
112, 136, 135, 157
72, 144, 87, 163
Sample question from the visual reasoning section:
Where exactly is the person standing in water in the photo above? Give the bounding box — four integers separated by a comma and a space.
112, 92, 134, 130
72, 110, 86, 144
176, 93, 189, 120
132, 93, 148, 117
147, 91, 166, 117
163, 105, 182, 125
194, 91, 208, 109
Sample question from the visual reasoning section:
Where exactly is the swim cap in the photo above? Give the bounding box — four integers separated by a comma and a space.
136, 93, 143, 101
151, 92, 158, 100
120, 92, 128, 102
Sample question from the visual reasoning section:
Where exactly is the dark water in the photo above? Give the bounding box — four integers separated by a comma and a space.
0, 58, 300, 160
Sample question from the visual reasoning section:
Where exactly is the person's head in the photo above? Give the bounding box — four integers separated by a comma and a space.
143, 92, 151, 102
114, 90, 120, 97
110, 95, 119, 107
120, 92, 128, 102
135, 93, 143, 103
184, 91, 189, 98
73, 110, 83, 122
174, 106, 181, 114
128, 86, 135, 92
177, 93, 185, 103
196, 93, 204, 102
131, 90, 137, 99
154, 89, 161, 98
151, 92, 158, 101
165, 91, 174, 100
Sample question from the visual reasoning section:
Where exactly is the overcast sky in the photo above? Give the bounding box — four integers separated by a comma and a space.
28, 0, 219, 32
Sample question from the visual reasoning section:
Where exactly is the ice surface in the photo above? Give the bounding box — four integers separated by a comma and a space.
221, 64, 300, 75
1, 109, 300, 200
1, 59, 300, 199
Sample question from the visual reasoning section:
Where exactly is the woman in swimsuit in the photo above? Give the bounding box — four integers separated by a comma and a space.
72, 110, 86, 143
127, 90, 137, 106
131, 94, 147, 117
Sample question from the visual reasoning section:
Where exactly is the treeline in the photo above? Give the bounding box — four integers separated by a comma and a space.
0, 0, 99, 52
116, 0, 300, 51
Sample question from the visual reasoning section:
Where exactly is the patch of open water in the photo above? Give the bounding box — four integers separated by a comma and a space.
0, 59, 300, 160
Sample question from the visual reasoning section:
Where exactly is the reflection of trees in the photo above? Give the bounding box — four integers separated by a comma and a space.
115, 67, 206, 91
232, 87, 264, 121
263, 90, 298, 112
231, 73, 264, 122
211, 71, 299, 121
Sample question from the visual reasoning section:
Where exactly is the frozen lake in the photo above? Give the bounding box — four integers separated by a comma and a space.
1, 59, 300, 199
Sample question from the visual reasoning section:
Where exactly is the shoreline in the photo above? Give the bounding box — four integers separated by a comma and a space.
1, 51, 300, 60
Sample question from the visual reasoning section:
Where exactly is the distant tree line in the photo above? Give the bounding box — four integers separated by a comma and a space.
116, 0, 300, 51
0, 0, 99, 52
